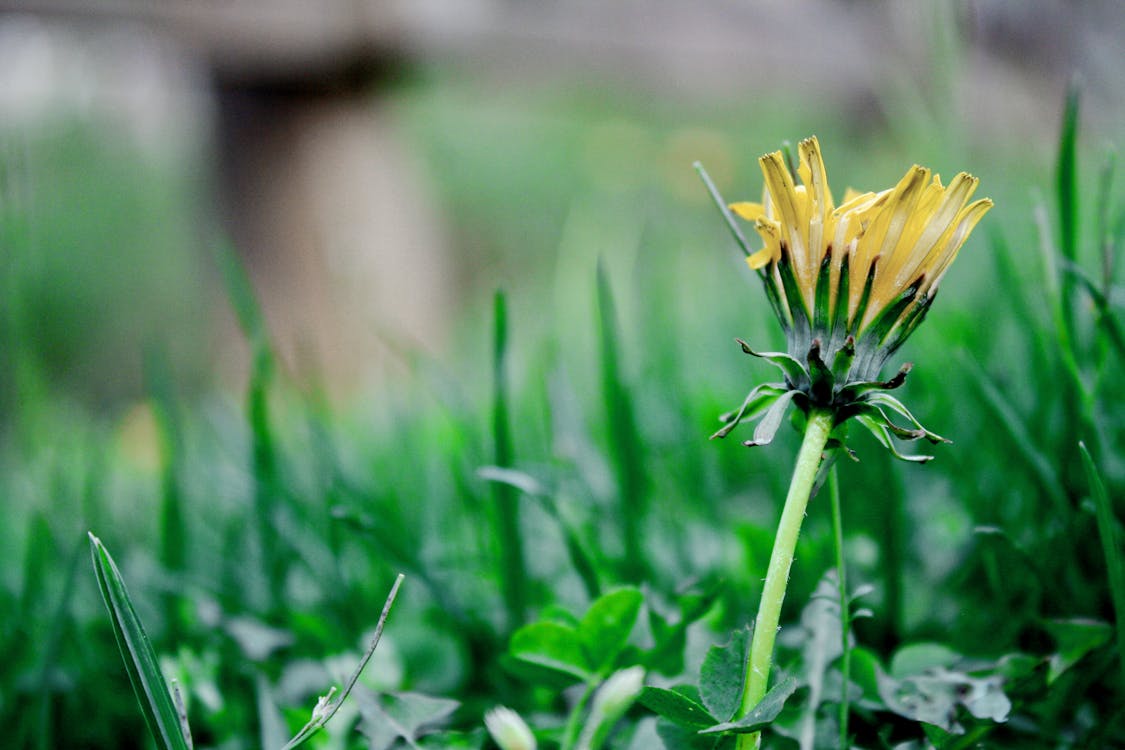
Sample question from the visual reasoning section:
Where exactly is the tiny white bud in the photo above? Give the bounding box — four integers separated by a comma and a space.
591, 666, 645, 719
576, 667, 645, 750
311, 686, 337, 722
485, 706, 536, 750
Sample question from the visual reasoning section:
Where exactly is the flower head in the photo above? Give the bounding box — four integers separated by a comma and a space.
700, 136, 992, 460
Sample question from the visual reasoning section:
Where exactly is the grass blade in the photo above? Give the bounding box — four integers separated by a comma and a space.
596, 261, 648, 582
1056, 79, 1081, 269
215, 240, 282, 611
1078, 443, 1125, 689
88, 532, 191, 750
492, 290, 527, 629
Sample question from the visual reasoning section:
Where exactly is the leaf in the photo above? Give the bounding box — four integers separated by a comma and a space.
88, 533, 192, 750
890, 643, 961, 679
699, 627, 750, 722
699, 676, 799, 734
638, 686, 717, 729
645, 579, 723, 676
795, 573, 845, 750
358, 691, 460, 750
877, 662, 1012, 733
580, 588, 643, 675
848, 648, 883, 709
1044, 618, 1112, 684
509, 621, 591, 683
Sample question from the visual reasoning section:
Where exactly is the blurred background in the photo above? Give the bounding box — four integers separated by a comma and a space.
0, 0, 1121, 404
1, 1, 1124, 748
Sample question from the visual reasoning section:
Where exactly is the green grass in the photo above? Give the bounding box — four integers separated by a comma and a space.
1, 59, 1123, 749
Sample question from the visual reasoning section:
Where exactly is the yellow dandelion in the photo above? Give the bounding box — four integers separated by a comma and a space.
698, 136, 992, 460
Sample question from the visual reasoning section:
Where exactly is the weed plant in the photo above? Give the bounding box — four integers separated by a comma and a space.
1, 69, 1123, 750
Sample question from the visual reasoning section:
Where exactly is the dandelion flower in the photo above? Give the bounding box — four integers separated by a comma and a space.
704, 136, 992, 461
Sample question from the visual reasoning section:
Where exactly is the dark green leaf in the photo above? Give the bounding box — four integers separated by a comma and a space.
699, 627, 750, 722
580, 588, 643, 674
509, 621, 591, 683
699, 676, 799, 734
638, 686, 717, 729
1045, 618, 1112, 684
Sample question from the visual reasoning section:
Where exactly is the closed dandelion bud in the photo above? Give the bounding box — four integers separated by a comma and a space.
484, 706, 536, 750
703, 136, 992, 461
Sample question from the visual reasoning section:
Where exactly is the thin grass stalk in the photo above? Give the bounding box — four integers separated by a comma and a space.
492, 290, 527, 630
738, 409, 834, 750
828, 465, 852, 748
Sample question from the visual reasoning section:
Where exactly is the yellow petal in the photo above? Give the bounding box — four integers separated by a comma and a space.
923, 197, 994, 292
746, 247, 775, 270
729, 202, 765, 222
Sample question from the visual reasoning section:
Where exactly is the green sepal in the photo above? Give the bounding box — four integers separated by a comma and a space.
736, 339, 810, 389
830, 336, 856, 388
712, 383, 789, 440
775, 249, 812, 339
835, 362, 912, 403
862, 392, 949, 444
760, 268, 793, 333
851, 404, 927, 441
857, 275, 922, 353
806, 339, 834, 405
813, 249, 832, 335
828, 252, 851, 349
744, 390, 799, 448
855, 413, 934, 463
882, 291, 934, 358
849, 256, 879, 343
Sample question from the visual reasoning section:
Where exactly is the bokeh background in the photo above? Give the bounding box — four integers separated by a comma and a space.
1, 1, 1123, 748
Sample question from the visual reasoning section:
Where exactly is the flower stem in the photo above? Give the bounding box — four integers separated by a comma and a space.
737, 408, 835, 750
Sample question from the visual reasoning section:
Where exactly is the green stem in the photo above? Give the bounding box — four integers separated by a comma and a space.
829, 464, 852, 749
561, 680, 598, 750
737, 409, 835, 749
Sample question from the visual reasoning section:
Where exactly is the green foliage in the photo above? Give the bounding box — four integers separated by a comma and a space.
2, 55, 1124, 750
